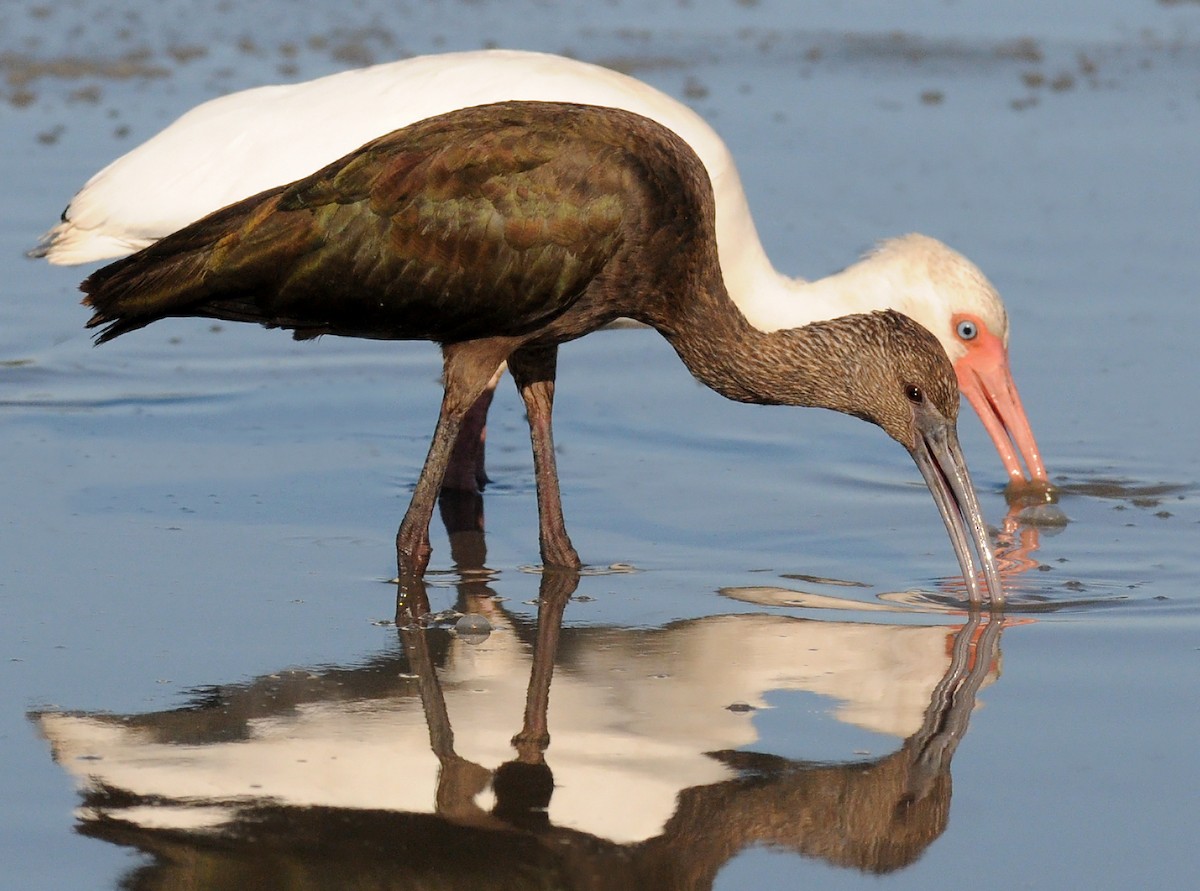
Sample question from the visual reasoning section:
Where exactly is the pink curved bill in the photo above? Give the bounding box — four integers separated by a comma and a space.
953, 328, 1048, 486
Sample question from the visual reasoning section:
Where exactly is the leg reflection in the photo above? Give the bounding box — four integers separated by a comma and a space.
395, 524, 582, 834
496, 569, 579, 831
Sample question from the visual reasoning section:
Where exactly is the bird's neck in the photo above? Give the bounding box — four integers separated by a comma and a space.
730, 239, 953, 339
649, 263, 879, 417
738, 252, 908, 334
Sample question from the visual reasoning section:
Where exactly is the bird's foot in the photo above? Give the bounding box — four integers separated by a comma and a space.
394, 567, 431, 628
396, 528, 433, 579
539, 539, 581, 572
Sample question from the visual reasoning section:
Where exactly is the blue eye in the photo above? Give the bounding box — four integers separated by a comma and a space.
956, 319, 978, 341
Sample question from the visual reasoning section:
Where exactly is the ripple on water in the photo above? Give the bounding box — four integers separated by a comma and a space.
1052, 475, 1197, 506
720, 581, 1155, 618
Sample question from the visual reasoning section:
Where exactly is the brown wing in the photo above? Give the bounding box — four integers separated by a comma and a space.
83, 104, 631, 344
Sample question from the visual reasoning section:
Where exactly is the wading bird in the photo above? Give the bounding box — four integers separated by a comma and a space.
36, 49, 1047, 492
80, 101, 1004, 602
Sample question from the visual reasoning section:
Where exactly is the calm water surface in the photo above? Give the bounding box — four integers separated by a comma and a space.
2, 2, 1198, 889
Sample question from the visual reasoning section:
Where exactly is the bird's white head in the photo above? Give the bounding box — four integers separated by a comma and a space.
858, 234, 1009, 364
858, 234, 1046, 485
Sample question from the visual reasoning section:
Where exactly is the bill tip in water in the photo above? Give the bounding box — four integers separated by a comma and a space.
1005, 477, 1060, 507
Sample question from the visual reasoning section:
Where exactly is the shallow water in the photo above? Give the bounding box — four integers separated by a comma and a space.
2, 1, 1199, 889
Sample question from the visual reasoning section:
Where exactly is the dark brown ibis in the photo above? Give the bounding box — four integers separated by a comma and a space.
80, 101, 1003, 602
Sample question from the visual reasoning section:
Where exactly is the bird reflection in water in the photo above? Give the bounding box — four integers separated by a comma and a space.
32, 512, 1010, 889
944, 493, 1064, 599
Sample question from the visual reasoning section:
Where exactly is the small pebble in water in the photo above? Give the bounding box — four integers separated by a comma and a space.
455, 613, 492, 644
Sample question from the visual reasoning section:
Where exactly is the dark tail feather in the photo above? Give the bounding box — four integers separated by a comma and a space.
80, 186, 290, 344
82, 247, 214, 343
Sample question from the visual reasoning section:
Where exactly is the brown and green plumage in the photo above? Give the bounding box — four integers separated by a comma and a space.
86, 109, 630, 343
82, 101, 1003, 602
